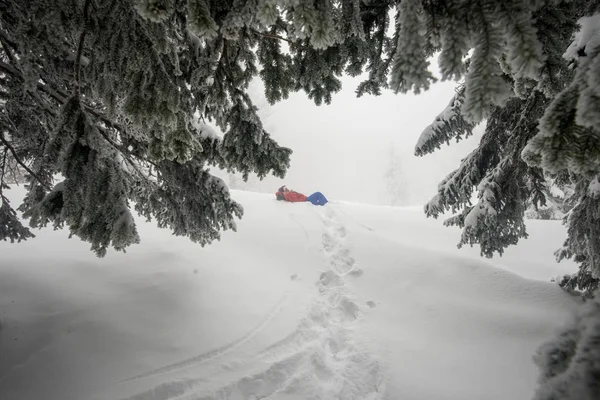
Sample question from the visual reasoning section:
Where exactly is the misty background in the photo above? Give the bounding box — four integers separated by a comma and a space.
214, 70, 484, 207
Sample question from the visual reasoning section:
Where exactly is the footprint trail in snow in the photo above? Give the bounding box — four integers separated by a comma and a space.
118, 206, 386, 400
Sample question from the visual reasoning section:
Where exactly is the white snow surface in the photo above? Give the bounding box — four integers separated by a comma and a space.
0, 189, 579, 400
563, 13, 600, 60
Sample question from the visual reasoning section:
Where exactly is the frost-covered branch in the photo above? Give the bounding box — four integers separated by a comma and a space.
0, 60, 150, 183
0, 29, 17, 65
73, 0, 92, 96
0, 132, 50, 191
415, 85, 476, 156
0, 147, 7, 188
250, 28, 293, 44
425, 91, 549, 257
0, 60, 19, 80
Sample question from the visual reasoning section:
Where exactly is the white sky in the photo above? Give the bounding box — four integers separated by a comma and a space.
218, 65, 484, 207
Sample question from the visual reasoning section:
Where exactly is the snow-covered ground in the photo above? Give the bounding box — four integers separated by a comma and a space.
0, 189, 579, 400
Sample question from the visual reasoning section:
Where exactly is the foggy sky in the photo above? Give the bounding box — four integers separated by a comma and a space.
221, 72, 483, 207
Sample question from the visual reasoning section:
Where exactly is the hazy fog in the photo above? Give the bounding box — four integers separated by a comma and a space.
221, 72, 483, 207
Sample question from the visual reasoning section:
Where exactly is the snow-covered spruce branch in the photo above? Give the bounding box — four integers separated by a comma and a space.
0, 132, 50, 191
250, 28, 293, 44
0, 29, 17, 65
0, 60, 104, 124
425, 91, 548, 257
0, 60, 152, 181
0, 147, 7, 187
73, 0, 93, 97
3, 149, 21, 184
415, 85, 476, 156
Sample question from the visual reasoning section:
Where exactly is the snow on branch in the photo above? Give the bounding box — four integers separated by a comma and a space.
415, 86, 476, 157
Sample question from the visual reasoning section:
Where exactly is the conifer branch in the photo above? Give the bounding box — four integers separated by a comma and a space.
0, 61, 126, 135
0, 59, 19, 79
0, 145, 21, 207
0, 60, 150, 181
5, 152, 20, 184
0, 132, 50, 191
0, 139, 21, 185
250, 28, 293, 44
0, 29, 17, 65
0, 147, 8, 189
0, 28, 15, 47
74, 0, 92, 97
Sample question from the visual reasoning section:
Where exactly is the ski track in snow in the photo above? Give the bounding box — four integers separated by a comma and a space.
120, 293, 290, 383
289, 213, 310, 240
118, 206, 386, 400
333, 207, 376, 233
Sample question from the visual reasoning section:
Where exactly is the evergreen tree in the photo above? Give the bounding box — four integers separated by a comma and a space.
414, 1, 600, 296
424, 91, 551, 257
0, 0, 296, 256
384, 146, 408, 206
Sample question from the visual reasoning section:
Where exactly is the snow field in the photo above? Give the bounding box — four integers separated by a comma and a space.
0, 190, 579, 400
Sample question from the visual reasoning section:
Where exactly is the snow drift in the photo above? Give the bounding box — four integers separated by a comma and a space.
0, 190, 579, 400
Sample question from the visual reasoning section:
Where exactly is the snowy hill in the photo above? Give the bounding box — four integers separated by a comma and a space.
0, 190, 579, 400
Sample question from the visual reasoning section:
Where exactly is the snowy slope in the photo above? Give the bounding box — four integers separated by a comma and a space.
0, 190, 579, 400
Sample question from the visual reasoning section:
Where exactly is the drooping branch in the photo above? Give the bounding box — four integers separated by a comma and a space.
0, 28, 17, 65
74, 0, 93, 96
0, 132, 50, 191
5, 149, 21, 184
0, 147, 8, 189
0, 59, 153, 182
0, 60, 124, 133
0, 28, 16, 48
0, 59, 19, 78
250, 28, 293, 44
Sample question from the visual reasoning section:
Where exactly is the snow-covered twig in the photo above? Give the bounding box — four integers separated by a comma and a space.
0, 132, 50, 191
250, 28, 293, 44
73, 0, 92, 97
